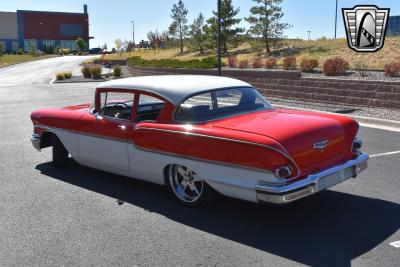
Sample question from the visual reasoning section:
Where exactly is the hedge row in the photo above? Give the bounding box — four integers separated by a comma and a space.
127, 56, 218, 69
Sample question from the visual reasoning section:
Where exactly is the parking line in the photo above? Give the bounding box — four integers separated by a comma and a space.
370, 151, 400, 158
390, 240, 400, 248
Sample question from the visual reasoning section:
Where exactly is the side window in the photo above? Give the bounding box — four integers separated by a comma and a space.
100, 91, 135, 120
136, 94, 166, 123
215, 89, 242, 107
174, 92, 214, 122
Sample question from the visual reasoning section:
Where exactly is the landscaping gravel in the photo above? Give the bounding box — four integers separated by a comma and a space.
268, 97, 400, 121
302, 69, 400, 83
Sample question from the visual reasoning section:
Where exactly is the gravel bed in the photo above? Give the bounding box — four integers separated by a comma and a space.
268, 97, 400, 121
301, 69, 400, 83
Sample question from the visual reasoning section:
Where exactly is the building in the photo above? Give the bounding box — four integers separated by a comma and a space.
0, 4, 90, 53
387, 16, 400, 36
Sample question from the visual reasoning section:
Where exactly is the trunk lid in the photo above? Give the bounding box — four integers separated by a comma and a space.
211, 109, 351, 176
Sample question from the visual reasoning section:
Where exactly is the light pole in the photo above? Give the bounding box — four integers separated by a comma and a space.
217, 0, 222, 76
131, 21, 135, 50
335, 0, 338, 39
307, 31, 311, 41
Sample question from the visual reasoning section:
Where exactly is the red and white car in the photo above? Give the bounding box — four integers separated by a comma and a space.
31, 75, 368, 206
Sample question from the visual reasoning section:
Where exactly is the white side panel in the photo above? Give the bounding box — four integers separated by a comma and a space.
49, 128, 78, 157
47, 129, 277, 203
127, 144, 276, 203
77, 134, 130, 172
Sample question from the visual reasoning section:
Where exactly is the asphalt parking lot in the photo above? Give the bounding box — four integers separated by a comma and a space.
0, 57, 399, 266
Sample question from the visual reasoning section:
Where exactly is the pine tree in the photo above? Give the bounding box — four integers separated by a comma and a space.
189, 13, 206, 53
169, 0, 188, 53
204, 0, 243, 53
245, 0, 291, 53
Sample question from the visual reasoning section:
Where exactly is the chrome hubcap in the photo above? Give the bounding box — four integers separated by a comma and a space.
169, 165, 203, 202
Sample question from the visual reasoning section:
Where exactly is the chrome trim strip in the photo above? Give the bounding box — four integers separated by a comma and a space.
132, 143, 274, 175
135, 126, 301, 180
255, 153, 369, 204
34, 125, 277, 175
34, 124, 299, 179
34, 125, 127, 143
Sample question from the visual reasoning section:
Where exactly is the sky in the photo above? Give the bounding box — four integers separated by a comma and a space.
1, 0, 399, 49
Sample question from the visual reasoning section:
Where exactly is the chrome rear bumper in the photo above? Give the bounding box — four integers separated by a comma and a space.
31, 134, 41, 151
256, 153, 369, 204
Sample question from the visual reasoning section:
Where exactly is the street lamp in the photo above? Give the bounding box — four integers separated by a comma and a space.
131, 21, 135, 50
217, 0, 222, 76
335, 0, 338, 39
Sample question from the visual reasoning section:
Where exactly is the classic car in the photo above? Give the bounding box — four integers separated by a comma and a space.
30, 75, 369, 206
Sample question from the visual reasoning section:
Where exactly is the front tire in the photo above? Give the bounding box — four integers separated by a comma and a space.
167, 164, 216, 207
52, 135, 68, 167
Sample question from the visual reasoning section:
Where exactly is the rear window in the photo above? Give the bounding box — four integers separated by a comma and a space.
174, 87, 272, 123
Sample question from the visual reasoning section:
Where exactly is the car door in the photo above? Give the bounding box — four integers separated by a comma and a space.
76, 90, 135, 172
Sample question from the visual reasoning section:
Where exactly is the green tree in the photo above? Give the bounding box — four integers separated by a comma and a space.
204, 0, 243, 54
0, 43, 3, 56
169, 0, 188, 53
245, 0, 291, 53
75, 37, 86, 52
189, 13, 206, 53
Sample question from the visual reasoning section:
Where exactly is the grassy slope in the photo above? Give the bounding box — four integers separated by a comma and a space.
105, 36, 400, 70
0, 54, 56, 68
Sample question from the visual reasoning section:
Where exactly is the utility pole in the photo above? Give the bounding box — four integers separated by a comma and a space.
335, 0, 338, 39
217, 0, 222, 76
131, 21, 135, 50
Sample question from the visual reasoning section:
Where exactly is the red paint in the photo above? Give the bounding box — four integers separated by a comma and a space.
31, 88, 359, 181
23, 12, 89, 41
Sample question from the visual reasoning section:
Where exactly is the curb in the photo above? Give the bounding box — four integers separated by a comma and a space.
52, 78, 106, 84
273, 104, 400, 132
0, 56, 60, 69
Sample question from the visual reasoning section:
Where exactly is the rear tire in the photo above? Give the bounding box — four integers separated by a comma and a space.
167, 164, 217, 207
52, 135, 68, 167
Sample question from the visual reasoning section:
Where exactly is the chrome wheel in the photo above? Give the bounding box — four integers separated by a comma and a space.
169, 165, 204, 203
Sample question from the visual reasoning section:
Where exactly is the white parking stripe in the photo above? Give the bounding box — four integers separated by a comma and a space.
370, 151, 400, 158
390, 240, 400, 248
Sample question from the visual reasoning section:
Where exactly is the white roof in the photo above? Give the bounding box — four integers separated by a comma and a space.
97, 75, 252, 105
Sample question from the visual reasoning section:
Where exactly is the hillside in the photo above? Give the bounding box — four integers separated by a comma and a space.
104, 36, 400, 71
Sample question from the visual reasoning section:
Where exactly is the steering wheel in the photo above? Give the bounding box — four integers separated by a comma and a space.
110, 102, 130, 118
110, 102, 130, 111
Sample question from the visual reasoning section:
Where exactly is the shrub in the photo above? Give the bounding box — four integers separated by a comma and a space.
56, 73, 65, 80
64, 72, 72, 79
227, 56, 238, 68
384, 62, 400, 77
238, 60, 249, 69
128, 56, 218, 69
113, 66, 122, 77
17, 48, 24, 55
265, 57, 277, 69
282, 56, 297, 70
252, 58, 263, 68
300, 58, 319, 73
90, 66, 103, 79
81, 66, 92, 78
323, 57, 350, 76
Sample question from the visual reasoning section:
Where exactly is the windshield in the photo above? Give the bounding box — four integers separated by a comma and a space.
174, 87, 273, 123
